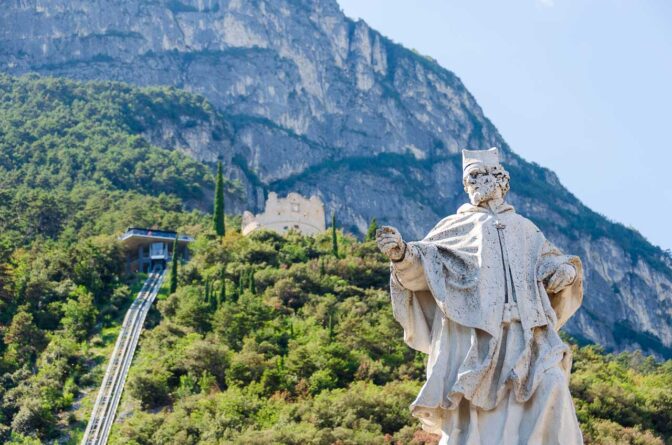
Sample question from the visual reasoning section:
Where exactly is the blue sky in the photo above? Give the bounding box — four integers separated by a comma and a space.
338, 0, 672, 251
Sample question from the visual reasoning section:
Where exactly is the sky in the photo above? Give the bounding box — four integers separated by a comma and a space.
338, 0, 672, 251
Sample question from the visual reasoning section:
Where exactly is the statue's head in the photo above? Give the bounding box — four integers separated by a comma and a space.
462, 147, 510, 206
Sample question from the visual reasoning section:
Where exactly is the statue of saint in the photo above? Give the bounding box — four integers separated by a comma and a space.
376, 148, 583, 445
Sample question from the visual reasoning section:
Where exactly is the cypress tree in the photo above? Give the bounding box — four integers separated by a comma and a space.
231, 279, 238, 303
331, 212, 338, 258
238, 272, 245, 297
208, 279, 218, 311
366, 217, 378, 241
248, 269, 256, 294
213, 160, 225, 237
204, 279, 210, 303
170, 236, 179, 294
328, 312, 335, 339
219, 271, 226, 306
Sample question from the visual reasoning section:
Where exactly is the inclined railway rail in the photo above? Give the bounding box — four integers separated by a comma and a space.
81, 266, 166, 445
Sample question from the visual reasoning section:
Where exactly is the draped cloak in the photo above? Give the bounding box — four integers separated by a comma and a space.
390, 202, 584, 444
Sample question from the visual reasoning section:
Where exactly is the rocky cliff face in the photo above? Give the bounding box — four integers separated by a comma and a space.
1, 0, 670, 356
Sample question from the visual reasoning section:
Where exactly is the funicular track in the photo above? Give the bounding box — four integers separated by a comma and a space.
81, 266, 166, 445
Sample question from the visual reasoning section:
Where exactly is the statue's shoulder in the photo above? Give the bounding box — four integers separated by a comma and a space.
456, 202, 477, 214
422, 209, 479, 241
423, 213, 461, 240
506, 211, 546, 239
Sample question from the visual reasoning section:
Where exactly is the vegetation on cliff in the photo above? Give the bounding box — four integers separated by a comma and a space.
0, 75, 669, 445
103, 228, 672, 445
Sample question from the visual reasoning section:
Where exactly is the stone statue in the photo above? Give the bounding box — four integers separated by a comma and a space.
376, 147, 584, 445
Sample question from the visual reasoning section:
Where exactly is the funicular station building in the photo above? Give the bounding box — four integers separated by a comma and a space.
119, 228, 193, 274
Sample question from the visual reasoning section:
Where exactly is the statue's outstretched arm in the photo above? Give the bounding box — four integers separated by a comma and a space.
391, 244, 429, 292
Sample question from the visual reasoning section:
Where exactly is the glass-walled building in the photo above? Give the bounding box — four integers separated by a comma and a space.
119, 228, 193, 273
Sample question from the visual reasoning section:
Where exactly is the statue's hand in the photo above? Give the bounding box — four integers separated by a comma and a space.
546, 263, 576, 293
376, 226, 406, 261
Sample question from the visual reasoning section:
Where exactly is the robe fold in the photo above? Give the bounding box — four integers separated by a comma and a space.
390, 202, 584, 445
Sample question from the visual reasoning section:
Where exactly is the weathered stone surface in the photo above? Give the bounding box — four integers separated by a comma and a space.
242, 192, 325, 236
377, 148, 583, 444
0, 0, 670, 356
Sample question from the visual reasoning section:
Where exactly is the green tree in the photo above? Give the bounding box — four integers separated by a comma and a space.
9, 398, 56, 440
70, 236, 124, 301
3, 309, 43, 367
61, 286, 98, 342
128, 369, 170, 409
175, 373, 198, 399
174, 287, 212, 332
238, 272, 245, 298
178, 338, 231, 387
6, 433, 44, 445
170, 235, 179, 294
213, 160, 226, 236
328, 312, 335, 339
248, 269, 256, 294
218, 271, 226, 306
331, 212, 339, 258
366, 217, 378, 241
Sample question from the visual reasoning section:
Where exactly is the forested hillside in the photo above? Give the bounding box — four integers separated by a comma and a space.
99, 228, 672, 445
0, 75, 232, 441
0, 75, 670, 444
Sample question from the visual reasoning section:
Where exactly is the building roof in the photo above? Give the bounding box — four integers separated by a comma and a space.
119, 228, 194, 249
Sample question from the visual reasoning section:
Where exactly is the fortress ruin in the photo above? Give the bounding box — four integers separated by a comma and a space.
242, 192, 326, 236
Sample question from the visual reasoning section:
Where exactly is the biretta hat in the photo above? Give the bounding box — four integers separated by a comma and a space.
462, 147, 500, 176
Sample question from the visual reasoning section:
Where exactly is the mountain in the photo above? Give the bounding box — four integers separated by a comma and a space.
1, 76, 668, 445
0, 0, 670, 357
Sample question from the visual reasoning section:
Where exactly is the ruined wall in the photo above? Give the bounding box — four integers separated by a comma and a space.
242, 192, 325, 236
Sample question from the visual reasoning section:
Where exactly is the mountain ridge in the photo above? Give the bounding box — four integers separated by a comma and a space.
0, 0, 670, 357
